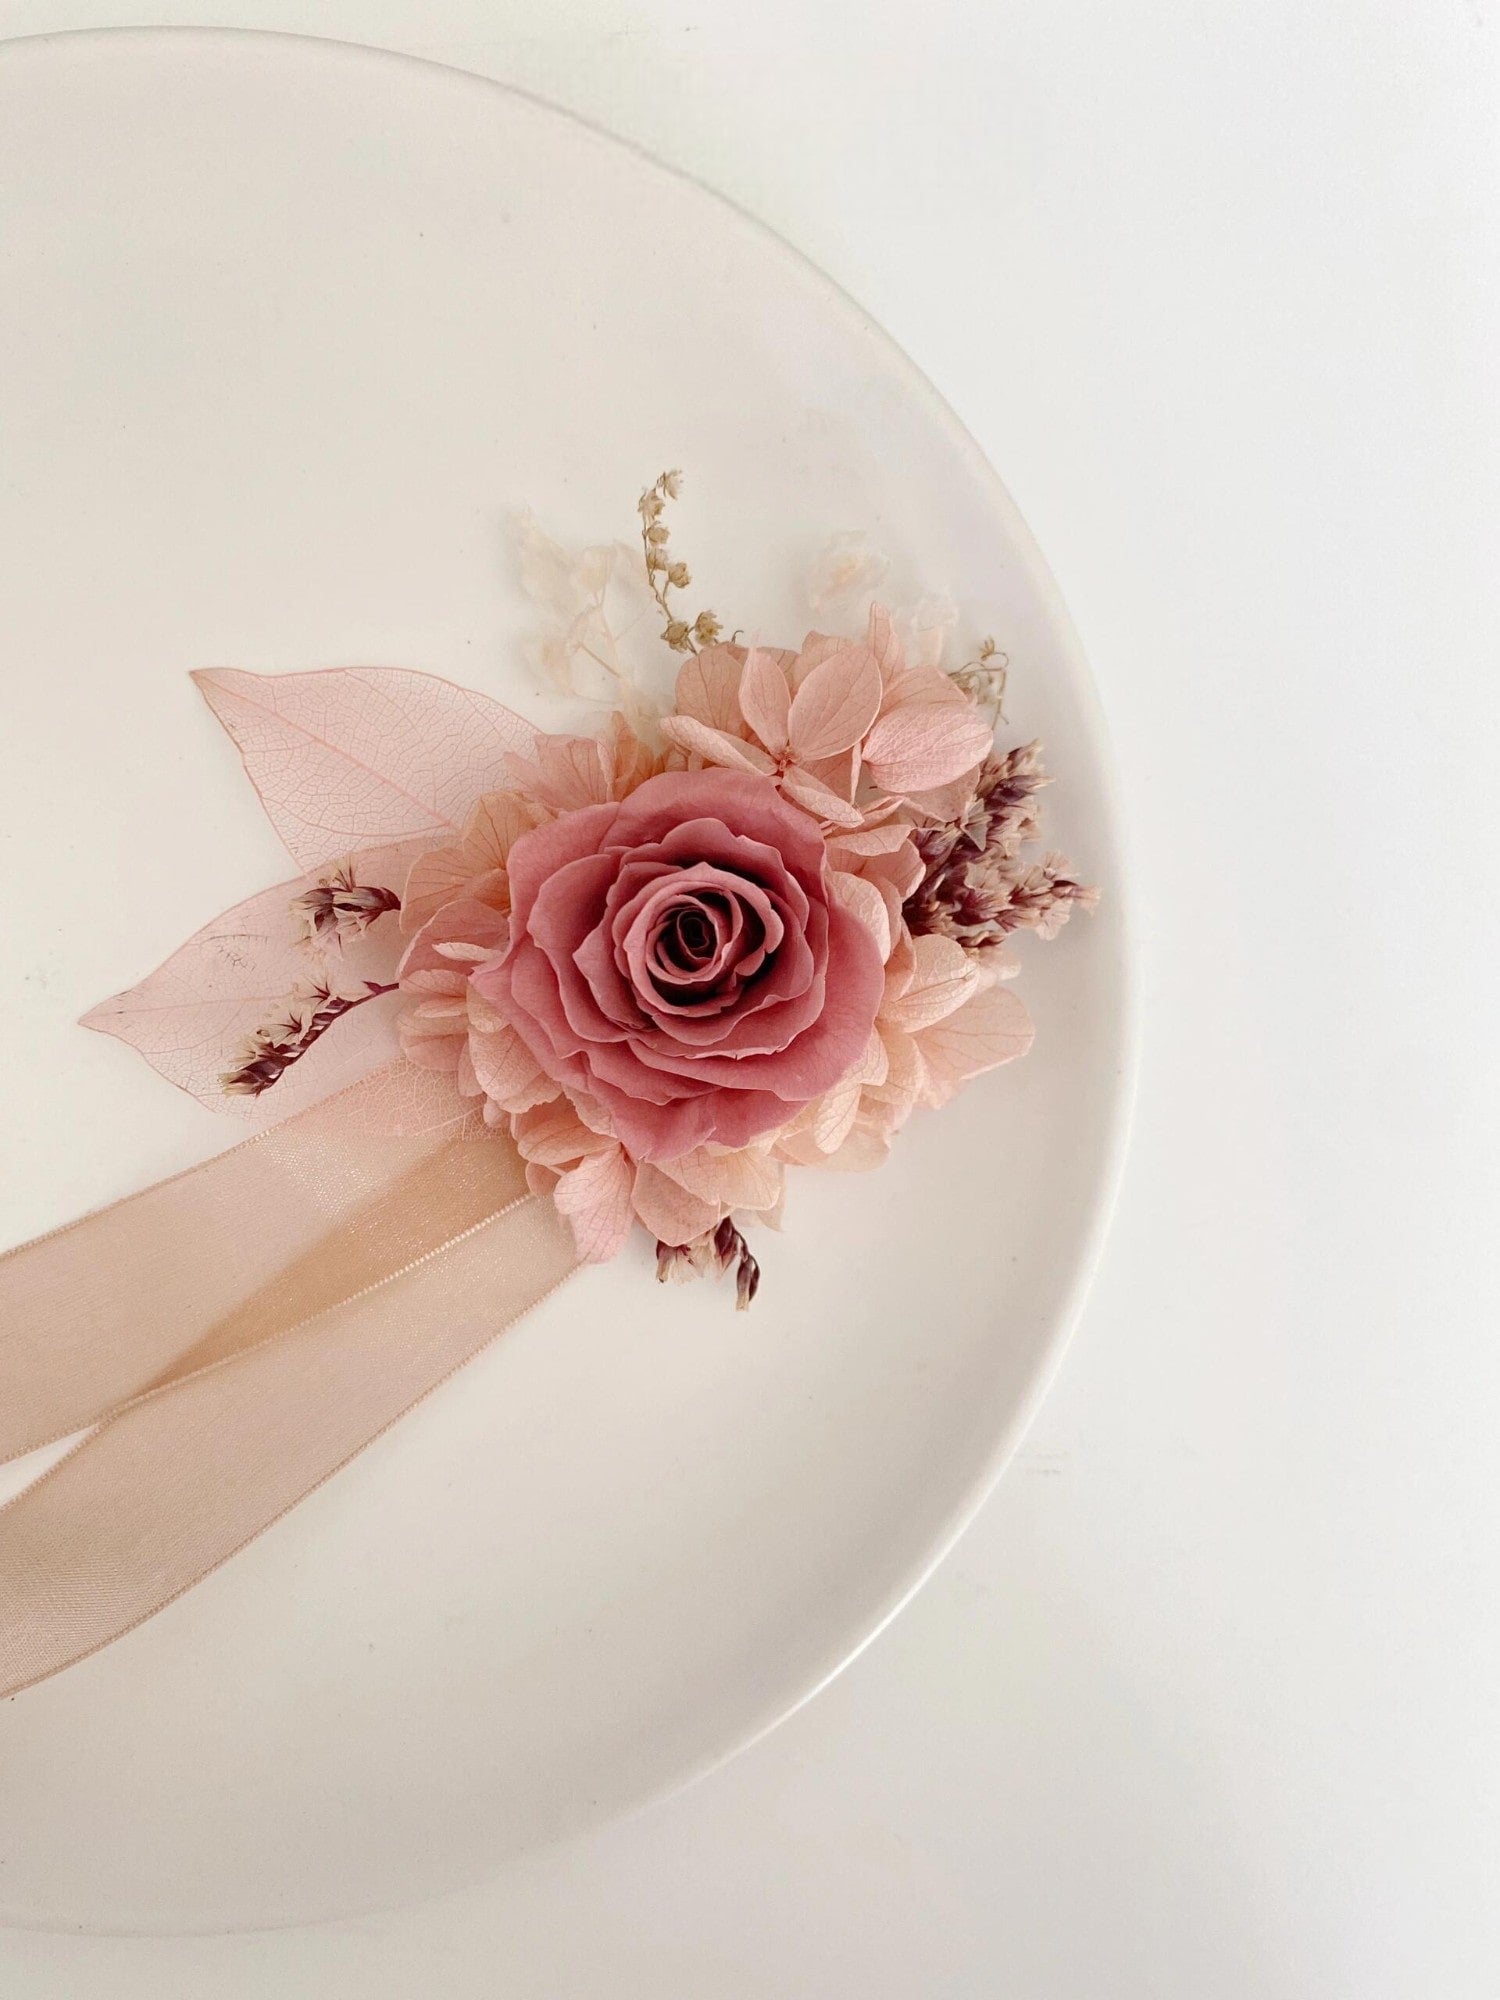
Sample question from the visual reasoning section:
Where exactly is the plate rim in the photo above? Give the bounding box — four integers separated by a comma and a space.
0, 21, 1140, 1930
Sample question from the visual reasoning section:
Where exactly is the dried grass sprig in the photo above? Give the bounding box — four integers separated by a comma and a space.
221, 980, 398, 1097
904, 744, 1097, 951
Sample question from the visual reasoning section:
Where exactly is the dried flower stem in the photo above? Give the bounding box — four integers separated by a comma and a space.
221, 981, 398, 1097
950, 637, 1008, 721
654, 1217, 761, 1309
639, 470, 722, 655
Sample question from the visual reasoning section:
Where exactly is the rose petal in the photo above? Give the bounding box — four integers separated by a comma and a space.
503, 804, 620, 926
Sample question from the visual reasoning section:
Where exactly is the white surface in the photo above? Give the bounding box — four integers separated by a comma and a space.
0, 27, 1127, 1932
0, 0, 1496, 1992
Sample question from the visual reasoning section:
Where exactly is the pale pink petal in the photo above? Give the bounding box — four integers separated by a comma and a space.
809, 1074, 863, 1152
553, 1146, 636, 1262
737, 646, 791, 754
466, 790, 546, 866
658, 715, 777, 775
867, 603, 905, 678
795, 632, 850, 677
401, 846, 485, 936
883, 928, 917, 999
467, 1018, 559, 1113
878, 1021, 924, 1102
192, 667, 538, 871
875, 841, 926, 901
631, 1162, 722, 1246
800, 749, 857, 799
413, 996, 468, 1020
886, 934, 982, 1032
399, 1009, 463, 1040
814, 1121, 894, 1172
674, 645, 746, 733
511, 1096, 615, 1167
398, 967, 467, 996
454, 1041, 482, 1099
828, 868, 892, 960
901, 772, 985, 823
778, 766, 866, 828
504, 734, 613, 814
657, 1145, 783, 1212
879, 664, 970, 711
466, 986, 512, 1032
786, 645, 883, 761
863, 702, 995, 794
775, 1111, 889, 1172
915, 984, 1034, 1104
805, 533, 890, 615
828, 823, 917, 858
849, 1029, 890, 1087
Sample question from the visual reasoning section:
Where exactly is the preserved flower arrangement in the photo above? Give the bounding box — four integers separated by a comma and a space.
84, 475, 1094, 1304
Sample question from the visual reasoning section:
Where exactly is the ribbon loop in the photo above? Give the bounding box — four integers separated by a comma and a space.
0, 1074, 580, 1699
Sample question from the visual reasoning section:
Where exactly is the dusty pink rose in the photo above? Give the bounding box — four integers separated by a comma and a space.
472, 769, 884, 1161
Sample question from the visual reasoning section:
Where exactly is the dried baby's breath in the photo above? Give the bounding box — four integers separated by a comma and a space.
950, 637, 1009, 721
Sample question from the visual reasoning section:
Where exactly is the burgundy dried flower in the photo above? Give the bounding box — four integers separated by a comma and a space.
654, 1218, 761, 1309
903, 743, 1096, 952
221, 980, 397, 1097
293, 865, 402, 945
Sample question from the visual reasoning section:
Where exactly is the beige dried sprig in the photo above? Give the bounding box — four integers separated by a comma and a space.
950, 637, 1009, 721
639, 470, 722, 655
221, 979, 398, 1097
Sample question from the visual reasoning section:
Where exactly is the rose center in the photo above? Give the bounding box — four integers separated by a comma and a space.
667, 904, 715, 966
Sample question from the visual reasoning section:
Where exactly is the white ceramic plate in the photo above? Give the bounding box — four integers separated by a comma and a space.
0, 28, 1132, 1933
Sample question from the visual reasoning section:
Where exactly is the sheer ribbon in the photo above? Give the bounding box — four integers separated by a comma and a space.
0, 1073, 580, 1698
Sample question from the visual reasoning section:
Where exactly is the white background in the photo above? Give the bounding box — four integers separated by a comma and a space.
0, 3, 1495, 1995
